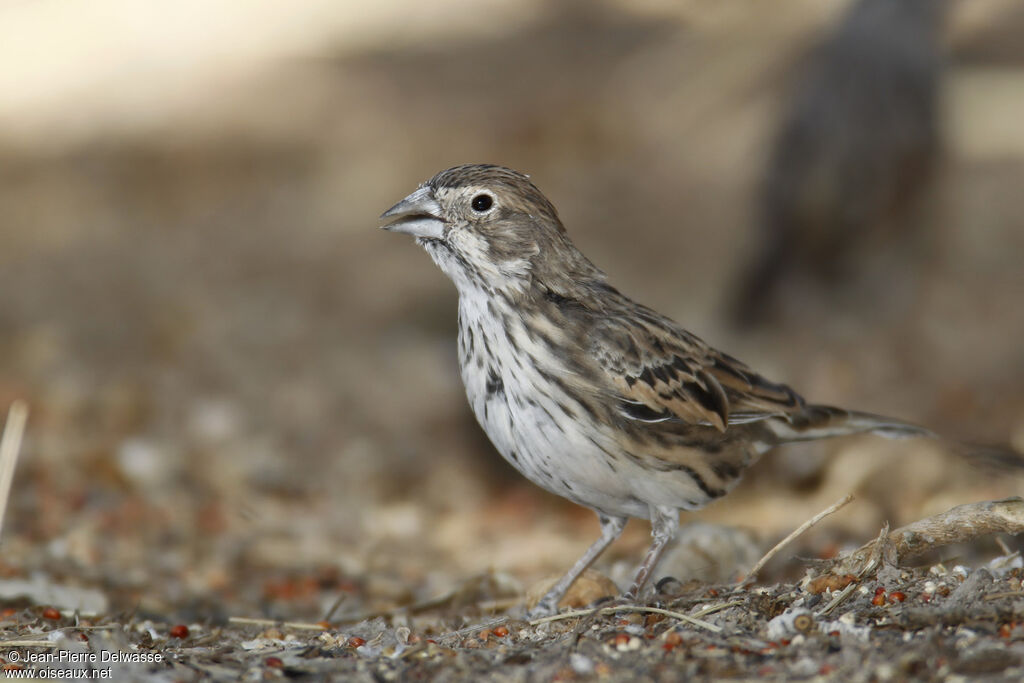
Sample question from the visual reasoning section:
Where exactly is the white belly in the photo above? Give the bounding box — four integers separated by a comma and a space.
456, 292, 709, 519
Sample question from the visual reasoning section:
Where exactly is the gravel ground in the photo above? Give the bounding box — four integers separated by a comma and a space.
2, 1, 1023, 679
4, 556, 1024, 681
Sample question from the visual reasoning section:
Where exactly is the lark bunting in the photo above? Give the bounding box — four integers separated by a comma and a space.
381, 164, 954, 617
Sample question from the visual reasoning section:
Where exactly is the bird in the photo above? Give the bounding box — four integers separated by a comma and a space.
379, 163, 960, 617
731, 0, 947, 326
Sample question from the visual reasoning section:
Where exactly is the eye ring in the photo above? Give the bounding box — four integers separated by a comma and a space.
471, 193, 494, 213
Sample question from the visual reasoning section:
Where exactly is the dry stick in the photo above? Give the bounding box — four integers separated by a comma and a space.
0, 624, 122, 650
741, 494, 854, 585
321, 593, 348, 624
441, 600, 742, 640
995, 536, 1014, 556
658, 601, 744, 640
0, 400, 29, 543
691, 599, 745, 619
227, 616, 329, 631
0, 639, 56, 648
528, 604, 722, 633
815, 581, 859, 618
833, 497, 1024, 576
396, 584, 744, 642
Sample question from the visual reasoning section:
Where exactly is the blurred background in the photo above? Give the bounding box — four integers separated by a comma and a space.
1, 0, 1023, 622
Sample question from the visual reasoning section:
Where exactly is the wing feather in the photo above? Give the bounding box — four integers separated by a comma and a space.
590, 306, 804, 433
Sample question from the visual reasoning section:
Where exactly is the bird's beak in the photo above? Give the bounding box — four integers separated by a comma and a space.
380, 186, 445, 240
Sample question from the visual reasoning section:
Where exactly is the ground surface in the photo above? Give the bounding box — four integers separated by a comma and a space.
1, 0, 1024, 679
5, 558, 1024, 681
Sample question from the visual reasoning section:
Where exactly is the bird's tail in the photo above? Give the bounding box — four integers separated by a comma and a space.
771, 403, 1024, 470
772, 404, 935, 443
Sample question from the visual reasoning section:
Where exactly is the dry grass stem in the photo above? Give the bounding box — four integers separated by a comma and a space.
321, 593, 347, 623
816, 581, 859, 617
227, 616, 328, 631
691, 599, 746, 619
742, 494, 854, 584
0, 639, 57, 648
0, 400, 29, 543
529, 604, 722, 632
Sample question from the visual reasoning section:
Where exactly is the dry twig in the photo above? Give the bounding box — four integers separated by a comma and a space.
0, 639, 56, 648
0, 401, 29, 543
227, 616, 328, 631
816, 581, 859, 617
691, 599, 745, 619
528, 604, 722, 632
832, 497, 1024, 576
741, 494, 854, 584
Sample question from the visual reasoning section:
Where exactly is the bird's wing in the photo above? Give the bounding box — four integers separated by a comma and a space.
589, 306, 804, 433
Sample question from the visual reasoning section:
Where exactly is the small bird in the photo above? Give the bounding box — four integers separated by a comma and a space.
732, 0, 946, 326
380, 164, 943, 617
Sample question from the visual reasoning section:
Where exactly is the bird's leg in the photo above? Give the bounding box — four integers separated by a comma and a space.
528, 513, 627, 618
624, 506, 679, 601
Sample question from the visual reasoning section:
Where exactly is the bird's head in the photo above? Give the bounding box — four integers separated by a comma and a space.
381, 164, 601, 296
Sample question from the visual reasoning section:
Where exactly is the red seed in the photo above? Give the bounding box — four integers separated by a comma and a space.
613, 633, 630, 647
873, 587, 886, 597
707, 588, 719, 597
478, 630, 490, 642
169, 625, 189, 639
41, 607, 61, 620
664, 632, 683, 647
265, 656, 284, 668
889, 591, 906, 603
493, 626, 509, 638
316, 621, 331, 630
347, 636, 366, 648
1000, 624, 1012, 639
871, 593, 886, 606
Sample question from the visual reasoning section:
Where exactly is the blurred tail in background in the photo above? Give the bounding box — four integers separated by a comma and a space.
731, 0, 950, 327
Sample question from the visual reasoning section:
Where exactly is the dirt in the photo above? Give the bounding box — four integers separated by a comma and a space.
1, 0, 1023, 680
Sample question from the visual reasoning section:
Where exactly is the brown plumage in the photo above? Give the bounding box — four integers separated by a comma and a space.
382, 164, 960, 617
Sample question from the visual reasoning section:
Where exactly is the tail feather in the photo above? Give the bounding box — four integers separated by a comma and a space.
770, 404, 1024, 470
772, 404, 935, 443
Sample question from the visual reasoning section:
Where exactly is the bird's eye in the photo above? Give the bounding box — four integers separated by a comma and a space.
471, 193, 494, 213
